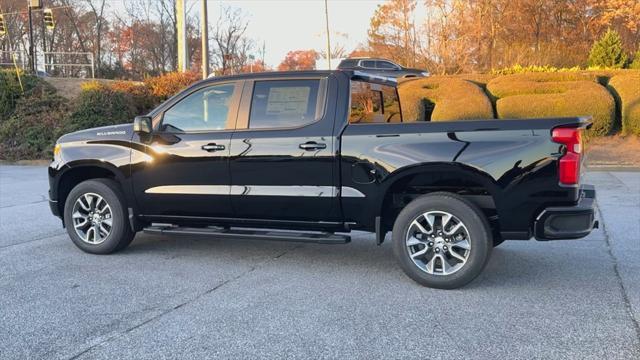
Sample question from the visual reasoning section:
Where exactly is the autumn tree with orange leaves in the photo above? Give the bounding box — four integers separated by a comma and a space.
277, 50, 319, 71
364, 0, 640, 74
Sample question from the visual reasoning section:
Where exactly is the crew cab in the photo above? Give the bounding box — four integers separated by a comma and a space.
48, 71, 597, 289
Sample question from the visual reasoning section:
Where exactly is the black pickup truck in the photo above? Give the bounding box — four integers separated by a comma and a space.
48, 70, 597, 289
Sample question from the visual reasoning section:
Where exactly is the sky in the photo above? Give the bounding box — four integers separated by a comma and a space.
210, 0, 382, 67
107, 0, 430, 69
108, 0, 384, 68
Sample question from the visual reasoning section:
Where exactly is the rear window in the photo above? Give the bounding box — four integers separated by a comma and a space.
249, 79, 324, 129
376, 61, 398, 69
349, 81, 402, 124
338, 59, 358, 68
360, 60, 376, 68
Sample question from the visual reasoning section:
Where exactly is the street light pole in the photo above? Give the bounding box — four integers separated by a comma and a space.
324, 0, 331, 70
201, 0, 209, 78
176, 0, 187, 72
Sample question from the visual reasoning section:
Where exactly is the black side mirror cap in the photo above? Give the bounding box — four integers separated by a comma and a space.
133, 116, 152, 134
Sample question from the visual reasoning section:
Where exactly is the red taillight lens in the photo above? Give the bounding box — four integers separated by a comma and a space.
552, 127, 582, 185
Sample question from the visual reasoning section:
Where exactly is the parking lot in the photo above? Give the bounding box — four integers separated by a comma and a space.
1, 165, 638, 359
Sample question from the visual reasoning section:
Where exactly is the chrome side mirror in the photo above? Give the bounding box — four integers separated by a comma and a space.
133, 116, 152, 134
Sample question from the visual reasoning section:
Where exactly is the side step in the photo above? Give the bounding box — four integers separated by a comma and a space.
143, 225, 351, 244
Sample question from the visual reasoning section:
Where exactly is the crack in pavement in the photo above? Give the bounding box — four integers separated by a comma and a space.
66, 244, 302, 360
598, 205, 640, 345
0, 231, 67, 251
0, 195, 49, 209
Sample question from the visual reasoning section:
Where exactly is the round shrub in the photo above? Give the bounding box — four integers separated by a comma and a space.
487, 72, 616, 137
64, 86, 137, 132
398, 77, 494, 121
608, 73, 640, 136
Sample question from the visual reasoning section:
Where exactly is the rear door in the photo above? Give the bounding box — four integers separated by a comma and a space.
375, 60, 400, 75
228, 76, 340, 221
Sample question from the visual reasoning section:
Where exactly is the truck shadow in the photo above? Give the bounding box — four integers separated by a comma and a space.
124, 229, 610, 292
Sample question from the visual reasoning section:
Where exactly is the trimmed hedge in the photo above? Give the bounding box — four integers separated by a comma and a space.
398, 77, 494, 121
608, 73, 640, 135
487, 72, 616, 137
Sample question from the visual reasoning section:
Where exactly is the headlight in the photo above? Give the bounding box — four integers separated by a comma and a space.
53, 143, 61, 156
421, 71, 430, 77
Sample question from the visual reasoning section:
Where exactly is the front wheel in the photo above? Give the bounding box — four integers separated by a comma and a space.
392, 192, 493, 289
63, 179, 135, 254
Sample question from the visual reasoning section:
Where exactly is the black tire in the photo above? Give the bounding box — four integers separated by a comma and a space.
63, 179, 135, 254
392, 192, 493, 289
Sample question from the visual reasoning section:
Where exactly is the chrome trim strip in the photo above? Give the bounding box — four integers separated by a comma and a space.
145, 185, 366, 197
229, 185, 335, 197
341, 187, 366, 198
145, 185, 229, 195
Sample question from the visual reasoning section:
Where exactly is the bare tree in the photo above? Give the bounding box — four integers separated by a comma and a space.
210, 6, 254, 75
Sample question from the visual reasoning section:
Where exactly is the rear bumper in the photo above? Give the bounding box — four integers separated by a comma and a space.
534, 184, 597, 240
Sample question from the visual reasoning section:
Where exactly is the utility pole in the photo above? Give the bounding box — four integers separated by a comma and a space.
200, 0, 208, 78
176, 0, 187, 72
324, 0, 331, 70
41, 9, 47, 73
27, 2, 36, 73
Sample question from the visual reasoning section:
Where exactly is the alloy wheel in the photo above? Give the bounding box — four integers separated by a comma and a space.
71, 193, 113, 245
405, 211, 471, 275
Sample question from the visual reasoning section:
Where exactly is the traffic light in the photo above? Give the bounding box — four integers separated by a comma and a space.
43, 9, 54, 30
0, 15, 6, 36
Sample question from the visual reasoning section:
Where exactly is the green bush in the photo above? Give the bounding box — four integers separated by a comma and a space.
0, 81, 69, 160
608, 73, 640, 135
398, 77, 494, 121
110, 80, 158, 114
487, 73, 616, 137
64, 87, 137, 133
588, 29, 627, 69
0, 70, 39, 121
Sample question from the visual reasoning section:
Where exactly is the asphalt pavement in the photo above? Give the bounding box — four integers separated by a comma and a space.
0, 165, 638, 359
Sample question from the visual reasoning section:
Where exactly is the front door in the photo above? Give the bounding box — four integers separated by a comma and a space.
132, 81, 242, 219
228, 77, 339, 221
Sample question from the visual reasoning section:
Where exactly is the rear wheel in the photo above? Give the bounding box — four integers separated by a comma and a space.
392, 192, 492, 289
64, 179, 135, 254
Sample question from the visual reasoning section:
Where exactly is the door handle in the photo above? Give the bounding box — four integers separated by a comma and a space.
201, 143, 225, 152
299, 142, 327, 150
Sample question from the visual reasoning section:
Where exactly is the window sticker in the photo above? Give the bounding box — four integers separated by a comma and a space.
266, 87, 310, 115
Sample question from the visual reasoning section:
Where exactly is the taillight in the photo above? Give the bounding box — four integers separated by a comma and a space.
552, 127, 582, 185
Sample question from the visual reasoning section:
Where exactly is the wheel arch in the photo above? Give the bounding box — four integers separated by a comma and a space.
375, 162, 503, 242
55, 161, 127, 220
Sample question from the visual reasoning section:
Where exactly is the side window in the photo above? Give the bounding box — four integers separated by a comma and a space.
249, 79, 323, 129
376, 61, 398, 70
360, 60, 376, 68
349, 81, 402, 124
161, 83, 237, 132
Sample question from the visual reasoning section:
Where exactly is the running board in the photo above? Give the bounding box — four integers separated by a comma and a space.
143, 225, 351, 244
